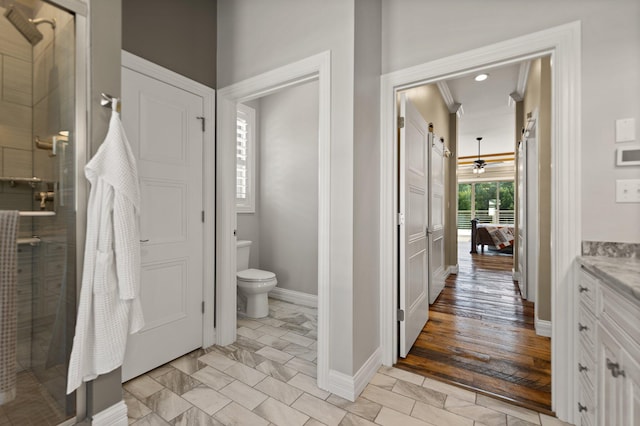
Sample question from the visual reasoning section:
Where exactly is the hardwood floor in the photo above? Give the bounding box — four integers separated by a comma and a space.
395, 242, 552, 414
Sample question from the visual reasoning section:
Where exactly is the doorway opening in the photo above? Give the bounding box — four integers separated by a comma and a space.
379, 23, 581, 422
216, 52, 331, 391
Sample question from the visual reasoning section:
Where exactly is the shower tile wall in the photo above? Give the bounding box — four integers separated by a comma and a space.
0, 4, 35, 372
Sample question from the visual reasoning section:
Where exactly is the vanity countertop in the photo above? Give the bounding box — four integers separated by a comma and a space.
579, 256, 640, 301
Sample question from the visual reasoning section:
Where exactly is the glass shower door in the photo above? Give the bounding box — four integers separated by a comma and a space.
0, 1, 77, 424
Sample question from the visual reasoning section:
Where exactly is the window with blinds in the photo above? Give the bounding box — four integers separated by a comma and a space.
236, 104, 255, 212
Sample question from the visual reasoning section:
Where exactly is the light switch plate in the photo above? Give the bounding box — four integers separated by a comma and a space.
615, 118, 636, 143
616, 179, 640, 203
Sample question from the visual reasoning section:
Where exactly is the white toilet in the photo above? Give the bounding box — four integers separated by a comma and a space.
236, 240, 277, 318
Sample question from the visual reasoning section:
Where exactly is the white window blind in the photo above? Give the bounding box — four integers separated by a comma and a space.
236, 104, 255, 212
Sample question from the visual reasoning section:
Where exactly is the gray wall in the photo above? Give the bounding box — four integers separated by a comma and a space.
352, 0, 381, 372
122, 0, 216, 88
257, 81, 319, 296
218, 0, 357, 375
382, 0, 640, 243
88, 0, 124, 417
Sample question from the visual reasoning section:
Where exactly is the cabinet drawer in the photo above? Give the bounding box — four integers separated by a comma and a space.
578, 377, 596, 426
578, 304, 597, 351
599, 283, 640, 347
577, 342, 596, 389
578, 267, 597, 312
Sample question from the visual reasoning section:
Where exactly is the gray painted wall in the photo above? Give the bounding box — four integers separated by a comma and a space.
218, 0, 357, 375
122, 0, 216, 88
87, 0, 124, 417
382, 0, 640, 243
258, 81, 319, 296
352, 0, 381, 371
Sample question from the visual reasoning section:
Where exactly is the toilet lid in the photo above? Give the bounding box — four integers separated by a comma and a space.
237, 268, 276, 281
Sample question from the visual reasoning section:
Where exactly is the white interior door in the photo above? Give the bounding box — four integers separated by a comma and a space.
398, 94, 429, 358
428, 133, 446, 304
517, 138, 527, 298
121, 64, 204, 381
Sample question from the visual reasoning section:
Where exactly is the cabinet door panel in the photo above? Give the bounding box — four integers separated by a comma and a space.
598, 323, 623, 426
621, 349, 640, 426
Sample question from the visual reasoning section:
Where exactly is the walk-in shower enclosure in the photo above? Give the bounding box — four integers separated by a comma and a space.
0, 0, 77, 423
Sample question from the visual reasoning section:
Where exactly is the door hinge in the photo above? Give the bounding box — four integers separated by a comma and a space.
201, 210, 205, 223
398, 117, 405, 129
397, 212, 405, 226
397, 309, 405, 322
202, 301, 205, 314
196, 116, 205, 132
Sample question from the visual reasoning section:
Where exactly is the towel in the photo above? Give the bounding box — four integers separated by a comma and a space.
0, 210, 19, 405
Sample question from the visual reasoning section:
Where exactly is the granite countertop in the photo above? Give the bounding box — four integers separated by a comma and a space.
579, 256, 640, 301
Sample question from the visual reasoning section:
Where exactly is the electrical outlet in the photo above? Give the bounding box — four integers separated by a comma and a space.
616, 179, 640, 203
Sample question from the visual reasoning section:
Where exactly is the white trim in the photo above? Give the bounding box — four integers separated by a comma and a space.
512, 269, 521, 281
217, 51, 331, 391
327, 347, 382, 401
236, 103, 256, 213
435, 81, 462, 116
448, 264, 459, 275
536, 319, 552, 338
516, 61, 531, 99
121, 51, 217, 348
379, 22, 581, 423
269, 287, 318, 308
91, 400, 127, 426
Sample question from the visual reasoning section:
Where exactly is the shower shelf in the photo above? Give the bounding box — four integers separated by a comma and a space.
0, 176, 49, 188
16, 236, 41, 246
19, 211, 55, 217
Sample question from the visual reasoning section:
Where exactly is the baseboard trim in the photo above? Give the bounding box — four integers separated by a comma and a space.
270, 287, 318, 308
448, 264, 459, 275
535, 318, 552, 337
91, 400, 127, 426
327, 347, 381, 401
512, 269, 521, 281
354, 346, 382, 398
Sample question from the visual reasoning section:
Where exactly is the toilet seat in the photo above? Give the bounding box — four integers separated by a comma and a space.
237, 268, 276, 282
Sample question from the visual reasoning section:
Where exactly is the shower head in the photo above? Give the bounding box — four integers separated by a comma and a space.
3, 6, 56, 46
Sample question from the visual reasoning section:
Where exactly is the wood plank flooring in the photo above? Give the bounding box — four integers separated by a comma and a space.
395, 242, 552, 414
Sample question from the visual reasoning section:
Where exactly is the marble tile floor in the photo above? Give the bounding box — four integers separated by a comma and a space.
123, 299, 570, 426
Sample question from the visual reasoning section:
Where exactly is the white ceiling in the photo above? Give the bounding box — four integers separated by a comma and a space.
446, 62, 522, 158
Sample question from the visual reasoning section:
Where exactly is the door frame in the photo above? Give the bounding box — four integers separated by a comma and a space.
216, 52, 331, 388
379, 22, 581, 422
121, 51, 217, 348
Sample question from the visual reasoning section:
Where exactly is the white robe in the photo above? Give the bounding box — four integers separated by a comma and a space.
67, 105, 144, 394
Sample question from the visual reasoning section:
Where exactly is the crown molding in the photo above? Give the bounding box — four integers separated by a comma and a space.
436, 81, 464, 117
509, 60, 531, 106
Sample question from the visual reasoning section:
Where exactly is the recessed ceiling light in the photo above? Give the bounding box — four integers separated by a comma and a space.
474, 73, 489, 82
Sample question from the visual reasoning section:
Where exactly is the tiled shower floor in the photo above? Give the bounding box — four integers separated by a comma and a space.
0, 370, 66, 426
123, 299, 569, 426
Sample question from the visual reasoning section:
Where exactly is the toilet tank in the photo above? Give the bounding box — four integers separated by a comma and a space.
236, 240, 252, 271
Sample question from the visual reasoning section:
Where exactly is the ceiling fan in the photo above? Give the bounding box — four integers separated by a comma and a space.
473, 137, 486, 174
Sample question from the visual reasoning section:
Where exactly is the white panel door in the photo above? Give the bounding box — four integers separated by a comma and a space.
428, 133, 446, 304
517, 138, 527, 298
399, 94, 429, 358
121, 66, 204, 381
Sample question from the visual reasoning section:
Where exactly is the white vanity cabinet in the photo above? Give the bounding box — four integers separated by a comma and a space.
578, 264, 640, 426
576, 267, 598, 425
